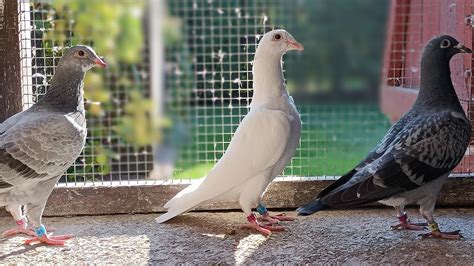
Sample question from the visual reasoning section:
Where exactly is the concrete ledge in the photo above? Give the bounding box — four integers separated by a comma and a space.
2, 177, 472, 217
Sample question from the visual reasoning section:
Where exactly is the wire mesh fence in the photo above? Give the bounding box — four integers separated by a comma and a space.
383, 0, 474, 175
16, 0, 395, 185
18, 0, 154, 185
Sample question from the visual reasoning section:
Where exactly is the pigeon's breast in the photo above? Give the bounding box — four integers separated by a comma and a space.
67, 110, 87, 129
267, 95, 302, 181
65, 112, 87, 146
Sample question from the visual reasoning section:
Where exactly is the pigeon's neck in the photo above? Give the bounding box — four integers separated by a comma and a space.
35, 68, 86, 114
251, 51, 286, 108
415, 56, 463, 112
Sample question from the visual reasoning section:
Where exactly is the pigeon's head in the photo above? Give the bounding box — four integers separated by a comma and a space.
422, 35, 472, 62
58, 45, 107, 72
257, 29, 304, 56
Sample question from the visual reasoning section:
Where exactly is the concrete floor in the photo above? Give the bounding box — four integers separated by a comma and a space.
0, 208, 473, 264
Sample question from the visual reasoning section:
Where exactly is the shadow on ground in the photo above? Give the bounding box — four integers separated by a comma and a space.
1, 208, 473, 264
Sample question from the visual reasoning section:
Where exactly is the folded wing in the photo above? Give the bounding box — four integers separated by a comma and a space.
156, 108, 292, 223
320, 111, 470, 208
0, 113, 86, 188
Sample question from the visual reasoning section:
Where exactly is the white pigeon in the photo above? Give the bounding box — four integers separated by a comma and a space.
156, 29, 303, 235
0, 45, 106, 245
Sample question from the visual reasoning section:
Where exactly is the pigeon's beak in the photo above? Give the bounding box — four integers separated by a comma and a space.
94, 57, 108, 68
454, 43, 472, 53
286, 39, 304, 51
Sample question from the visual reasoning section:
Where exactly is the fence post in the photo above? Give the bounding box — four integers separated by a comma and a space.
0, 0, 22, 123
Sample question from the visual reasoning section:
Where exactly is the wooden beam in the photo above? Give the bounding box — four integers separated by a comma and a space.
1, 178, 471, 217
0, 0, 22, 123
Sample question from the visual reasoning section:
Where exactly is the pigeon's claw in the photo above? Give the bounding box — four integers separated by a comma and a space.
391, 213, 427, 231
2, 226, 36, 237
23, 225, 73, 246
256, 204, 296, 224
259, 214, 279, 224
420, 230, 462, 240
260, 223, 288, 232
241, 214, 288, 236
259, 213, 296, 224
418, 222, 462, 240
391, 222, 427, 231
240, 223, 272, 236
24, 234, 73, 246
240, 222, 288, 236
2, 218, 37, 237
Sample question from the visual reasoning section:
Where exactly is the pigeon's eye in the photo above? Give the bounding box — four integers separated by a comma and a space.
77, 50, 85, 57
273, 34, 282, 41
440, 39, 451, 48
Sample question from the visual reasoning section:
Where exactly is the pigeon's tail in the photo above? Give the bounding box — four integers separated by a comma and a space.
296, 198, 328, 216
155, 203, 196, 224
156, 178, 208, 224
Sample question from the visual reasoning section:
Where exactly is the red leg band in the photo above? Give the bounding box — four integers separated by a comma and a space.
397, 213, 408, 224
247, 214, 257, 223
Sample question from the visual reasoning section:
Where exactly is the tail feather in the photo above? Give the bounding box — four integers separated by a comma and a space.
157, 178, 208, 223
296, 168, 358, 216
296, 198, 327, 216
164, 178, 204, 209
155, 201, 200, 223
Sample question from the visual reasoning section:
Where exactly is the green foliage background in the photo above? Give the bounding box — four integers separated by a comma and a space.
33, 0, 391, 179
280, 0, 389, 102
40, 0, 177, 178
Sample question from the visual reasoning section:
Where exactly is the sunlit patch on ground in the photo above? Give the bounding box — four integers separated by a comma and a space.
234, 234, 268, 265
0, 209, 473, 264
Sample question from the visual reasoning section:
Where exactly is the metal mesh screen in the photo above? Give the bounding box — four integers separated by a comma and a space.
385, 0, 469, 89
383, 0, 474, 175
18, 1, 153, 185
160, 0, 392, 181
17, 0, 393, 185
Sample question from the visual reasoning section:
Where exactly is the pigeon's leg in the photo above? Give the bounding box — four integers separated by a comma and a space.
24, 201, 74, 246
22, 180, 74, 246
418, 199, 462, 240
391, 205, 427, 231
238, 195, 286, 236
2, 205, 36, 237
256, 203, 295, 224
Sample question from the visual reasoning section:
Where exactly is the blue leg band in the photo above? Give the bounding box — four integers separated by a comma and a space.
256, 204, 267, 215
35, 225, 47, 237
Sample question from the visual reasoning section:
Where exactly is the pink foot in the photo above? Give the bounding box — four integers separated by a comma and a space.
260, 213, 296, 224
391, 214, 426, 231
240, 214, 288, 236
420, 230, 462, 240
2, 225, 56, 237
2, 219, 40, 237
391, 222, 427, 231
2, 226, 36, 237
25, 234, 74, 246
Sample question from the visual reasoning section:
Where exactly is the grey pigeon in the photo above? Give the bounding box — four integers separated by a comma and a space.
0, 45, 106, 245
297, 35, 471, 240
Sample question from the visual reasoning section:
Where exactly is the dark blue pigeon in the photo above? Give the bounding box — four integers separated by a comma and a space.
298, 35, 472, 240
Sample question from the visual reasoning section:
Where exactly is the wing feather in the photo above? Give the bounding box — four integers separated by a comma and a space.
159, 108, 292, 221
321, 111, 470, 208
0, 113, 86, 186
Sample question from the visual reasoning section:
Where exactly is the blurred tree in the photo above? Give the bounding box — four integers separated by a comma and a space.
281, 0, 389, 102
48, 0, 145, 65
39, 0, 183, 177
